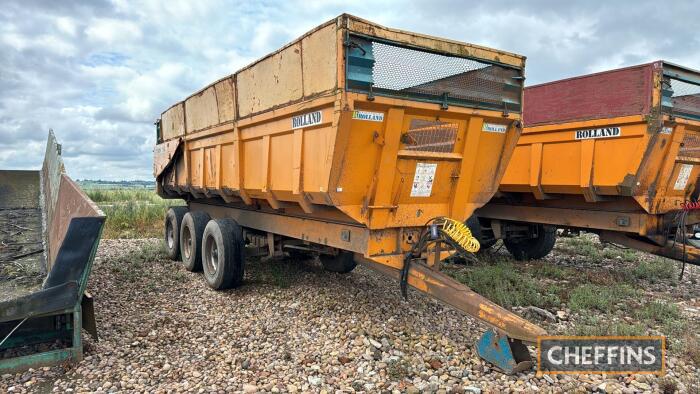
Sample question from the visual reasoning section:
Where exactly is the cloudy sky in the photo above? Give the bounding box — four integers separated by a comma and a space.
1, 0, 699, 180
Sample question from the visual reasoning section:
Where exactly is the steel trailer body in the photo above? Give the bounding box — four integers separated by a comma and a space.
154, 14, 545, 371
0, 132, 104, 373
476, 61, 700, 263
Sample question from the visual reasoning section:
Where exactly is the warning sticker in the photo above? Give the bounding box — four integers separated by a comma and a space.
411, 163, 437, 197
674, 164, 694, 190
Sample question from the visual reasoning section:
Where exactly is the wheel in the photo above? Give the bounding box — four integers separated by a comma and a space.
286, 248, 314, 261
201, 219, 245, 289
504, 224, 557, 260
164, 207, 187, 260
179, 211, 210, 271
478, 238, 498, 251
320, 250, 356, 273
466, 215, 497, 252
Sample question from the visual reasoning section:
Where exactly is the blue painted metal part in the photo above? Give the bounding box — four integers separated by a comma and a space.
476, 330, 534, 375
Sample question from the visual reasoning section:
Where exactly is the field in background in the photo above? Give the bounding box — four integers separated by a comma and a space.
82, 186, 184, 239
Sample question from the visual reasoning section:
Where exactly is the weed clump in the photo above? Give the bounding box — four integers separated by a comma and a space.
450, 262, 560, 308
631, 258, 678, 285
568, 284, 636, 312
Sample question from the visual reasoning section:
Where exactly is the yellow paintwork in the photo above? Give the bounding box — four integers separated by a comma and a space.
154, 16, 548, 343
164, 92, 520, 229
500, 115, 700, 214
156, 14, 524, 258
154, 15, 544, 342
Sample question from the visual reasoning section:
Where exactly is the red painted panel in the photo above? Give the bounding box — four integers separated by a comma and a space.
524, 63, 655, 126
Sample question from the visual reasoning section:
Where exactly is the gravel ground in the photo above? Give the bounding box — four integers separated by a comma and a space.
1, 238, 699, 393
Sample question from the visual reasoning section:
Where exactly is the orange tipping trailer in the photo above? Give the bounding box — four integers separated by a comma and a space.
475, 61, 700, 263
153, 14, 544, 372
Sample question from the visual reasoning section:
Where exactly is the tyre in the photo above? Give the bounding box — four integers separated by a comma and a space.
179, 211, 210, 271
320, 250, 356, 273
201, 219, 245, 289
466, 215, 497, 252
164, 206, 187, 260
504, 224, 557, 260
286, 248, 314, 261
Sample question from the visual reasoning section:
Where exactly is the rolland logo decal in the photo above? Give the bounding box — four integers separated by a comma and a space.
537, 336, 665, 375
292, 111, 322, 129
574, 127, 621, 140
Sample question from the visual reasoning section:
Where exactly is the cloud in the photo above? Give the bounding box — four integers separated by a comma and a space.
85, 18, 142, 44
0, 0, 699, 180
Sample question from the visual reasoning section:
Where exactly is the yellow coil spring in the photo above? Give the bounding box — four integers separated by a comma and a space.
441, 218, 480, 253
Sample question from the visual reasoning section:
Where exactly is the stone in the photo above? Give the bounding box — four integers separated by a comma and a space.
429, 359, 443, 369
630, 380, 651, 391
406, 386, 420, 394
527, 306, 556, 321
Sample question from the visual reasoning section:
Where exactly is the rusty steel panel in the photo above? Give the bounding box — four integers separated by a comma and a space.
153, 138, 181, 178
39, 131, 104, 269
215, 77, 236, 123
185, 85, 220, 132
345, 15, 525, 69
41, 131, 65, 267
523, 63, 654, 127
237, 43, 304, 118
156, 14, 526, 142
47, 175, 103, 267
301, 23, 338, 97
161, 103, 185, 140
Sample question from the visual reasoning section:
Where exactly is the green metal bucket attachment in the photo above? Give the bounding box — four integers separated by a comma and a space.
476, 330, 534, 374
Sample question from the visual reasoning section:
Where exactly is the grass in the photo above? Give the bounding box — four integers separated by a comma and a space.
601, 246, 640, 262
455, 232, 696, 363
557, 236, 603, 262
572, 315, 646, 336
83, 188, 185, 239
635, 300, 681, 323
447, 261, 561, 308
632, 258, 679, 285
568, 283, 636, 312
86, 188, 163, 204
527, 263, 575, 280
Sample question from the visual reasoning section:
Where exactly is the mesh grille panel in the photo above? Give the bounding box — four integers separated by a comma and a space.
403, 119, 458, 153
346, 35, 522, 112
667, 77, 700, 120
679, 133, 700, 159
